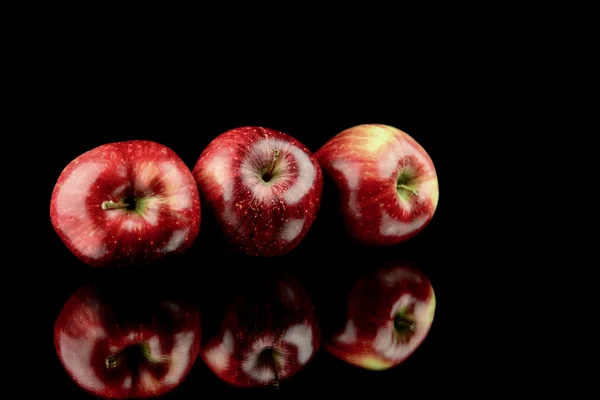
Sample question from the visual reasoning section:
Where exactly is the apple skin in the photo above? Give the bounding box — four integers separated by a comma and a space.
324, 263, 435, 370
316, 124, 438, 246
192, 126, 323, 257
200, 272, 320, 388
54, 285, 201, 399
50, 140, 201, 267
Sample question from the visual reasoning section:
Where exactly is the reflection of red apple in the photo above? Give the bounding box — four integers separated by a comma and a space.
50, 140, 201, 267
324, 264, 435, 370
201, 273, 320, 388
316, 124, 438, 245
54, 285, 201, 398
193, 126, 323, 257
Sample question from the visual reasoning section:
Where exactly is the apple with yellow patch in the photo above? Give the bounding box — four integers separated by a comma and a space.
50, 140, 201, 267
324, 263, 435, 370
316, 124, 438, 245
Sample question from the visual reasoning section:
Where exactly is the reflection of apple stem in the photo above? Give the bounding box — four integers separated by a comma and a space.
263, 149, 280, 182
397, 184, 419, 196
270, 355, 280, 389
105, 343, 152, 370
101, 199, 130, 210
105, 354, 121, 369
394, 316, 416, 332
261, 348, 280, 389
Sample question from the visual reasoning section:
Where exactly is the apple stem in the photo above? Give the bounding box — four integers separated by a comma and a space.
101, 199, 130, 210
263, 149, 280, 182
397, 184, 419, 196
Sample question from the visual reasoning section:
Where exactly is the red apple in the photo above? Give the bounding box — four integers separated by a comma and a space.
316, 124, 438, 245
200, 272, 320, 388
54, 285, 201, 398
50, 140, 201, 267
192, 126, 322, 257
324, 263, 435, 370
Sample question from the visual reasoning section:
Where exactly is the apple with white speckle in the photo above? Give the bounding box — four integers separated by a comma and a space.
193, 126, 323, 257
54, 285, 201, 398
316, 124, 439, 246
324, 263, 435, 370
50, 140, 201, 267
200, 272, 320, 388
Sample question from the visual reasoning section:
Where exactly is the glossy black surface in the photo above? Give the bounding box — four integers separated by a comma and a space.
35, 92, 449, 398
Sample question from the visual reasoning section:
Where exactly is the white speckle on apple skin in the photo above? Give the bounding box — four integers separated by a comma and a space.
117, 164, 127, 177
105, 210, 120, 220
331, 159, 360, 190
57, 327, 107, 391
159, 229, 189, 252
379, 267, 423, 287
331, 159, 362, 217
222, 206, 239, 228
283, 324, 313, 365
335, 320, 357, 344
278, 217, 305, 242
163, 331, 195, 385
147, 336, 163, 359
162, 301, 181, 315
140, 368, 160, 393
54, 162, 108, 259
160, 161, 192, 211
379, 211, 429, 237
203, 330, 235, 372
123, 219, 142, 232
205, 151, 239, 227
206, 152, 235, 202
112, 183, 128, 196
142, 200, 160, 225
282, 143, 316, 205
122, 376, 132, 389
279, 283, 296, 301
133, 161, 160, 191
390, 294, 415, 318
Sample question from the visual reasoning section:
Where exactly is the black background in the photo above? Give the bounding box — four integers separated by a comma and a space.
28, 63, 452, 398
